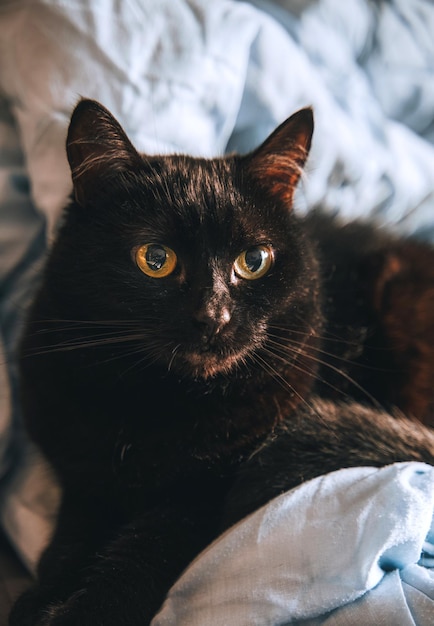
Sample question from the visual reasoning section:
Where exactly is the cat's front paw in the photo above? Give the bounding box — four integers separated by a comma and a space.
30, 588, 126, 626
9, 586, 60, 626
34, 597, 82, 626
10, 591, 86, 626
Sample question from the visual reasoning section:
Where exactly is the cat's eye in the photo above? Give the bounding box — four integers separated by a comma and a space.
233, 245, 274, 280
135, 244, 177, 278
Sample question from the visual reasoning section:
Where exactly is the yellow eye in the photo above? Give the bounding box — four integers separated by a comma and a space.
234, 245, 274, 280
135, 244, 177, 278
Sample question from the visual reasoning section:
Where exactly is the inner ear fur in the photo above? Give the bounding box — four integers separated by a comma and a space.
246, 107, 314, 204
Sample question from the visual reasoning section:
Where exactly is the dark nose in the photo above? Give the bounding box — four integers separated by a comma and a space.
193, 302, 232, 343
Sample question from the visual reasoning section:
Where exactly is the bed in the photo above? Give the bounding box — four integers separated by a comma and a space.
0, 1, 433, 623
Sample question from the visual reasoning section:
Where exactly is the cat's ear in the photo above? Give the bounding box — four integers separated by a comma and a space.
66, 99, 143, 206
246, 107, 313, 204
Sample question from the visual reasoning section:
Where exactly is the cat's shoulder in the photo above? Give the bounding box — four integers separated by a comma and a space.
302, 208, 434, 260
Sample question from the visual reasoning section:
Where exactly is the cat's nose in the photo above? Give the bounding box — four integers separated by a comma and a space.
194, 305, 232, 343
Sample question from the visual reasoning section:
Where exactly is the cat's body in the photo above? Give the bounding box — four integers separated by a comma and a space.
10, 100, 434, 625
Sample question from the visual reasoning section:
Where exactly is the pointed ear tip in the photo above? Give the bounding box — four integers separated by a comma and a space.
71, 97, 107, 119
295, 106, 314, 128
67, 98, 113, 147
67, 99, 101, 156
291, 107, 314, 148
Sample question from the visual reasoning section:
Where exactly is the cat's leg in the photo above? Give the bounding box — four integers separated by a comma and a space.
222, 398, 434, 528
9, 493, 118, 626
11, 505, 214, 626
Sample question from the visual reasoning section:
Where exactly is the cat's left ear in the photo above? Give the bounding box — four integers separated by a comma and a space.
246, 107, 314, 204
66, 99, 144, 206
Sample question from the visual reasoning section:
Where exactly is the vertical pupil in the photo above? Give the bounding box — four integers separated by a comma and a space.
245, 248, 264, 272
146, 245, 166, 270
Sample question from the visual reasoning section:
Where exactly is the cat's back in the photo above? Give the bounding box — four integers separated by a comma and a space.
303, 210, 434, 421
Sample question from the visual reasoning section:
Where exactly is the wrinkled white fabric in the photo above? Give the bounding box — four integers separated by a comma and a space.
1, 0, 434, 237
152, 463, 434, 625
0, 0, 282, 235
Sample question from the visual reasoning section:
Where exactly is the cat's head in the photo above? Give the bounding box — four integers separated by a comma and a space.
44, 99, 318, 381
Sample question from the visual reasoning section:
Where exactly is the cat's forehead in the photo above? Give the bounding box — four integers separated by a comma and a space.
130, 154, 278, 246
143, 154, 237, 203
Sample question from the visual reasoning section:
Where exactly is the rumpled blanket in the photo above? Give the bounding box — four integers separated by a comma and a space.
153, 463, 434, 625
1, 0, 434, 623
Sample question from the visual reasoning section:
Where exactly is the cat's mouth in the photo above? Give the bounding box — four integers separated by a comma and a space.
166, 317, 268, 379
176, 345, 251, 379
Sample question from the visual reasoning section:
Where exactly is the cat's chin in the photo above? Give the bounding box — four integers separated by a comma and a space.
177, 349, 249, 380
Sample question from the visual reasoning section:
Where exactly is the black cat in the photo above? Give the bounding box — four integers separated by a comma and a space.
10, 99, 434, 625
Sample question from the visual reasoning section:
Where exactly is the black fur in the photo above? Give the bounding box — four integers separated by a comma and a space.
10, 100, 434, 625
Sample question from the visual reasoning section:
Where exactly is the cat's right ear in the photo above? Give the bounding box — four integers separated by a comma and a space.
66, 99, 143, 206
245, 107, 314, 205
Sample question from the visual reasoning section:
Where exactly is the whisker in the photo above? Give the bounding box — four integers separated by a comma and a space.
252, 352, 320, 418
266, 336, 383, 410
167, 344, 181, 373
268, 322, 386, 351
117, 340, 178, 378
260, 344, 363, 406
26, 319, 148, 336
267, 331, 394, 373
22, 333, 150, 358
